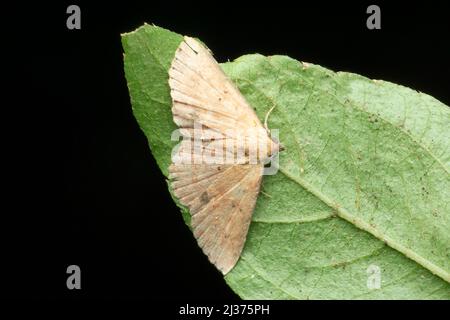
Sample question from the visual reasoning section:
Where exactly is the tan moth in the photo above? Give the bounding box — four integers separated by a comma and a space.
168, 36, 281, 274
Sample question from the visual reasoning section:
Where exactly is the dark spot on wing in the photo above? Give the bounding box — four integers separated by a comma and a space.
200, 191, 210, 204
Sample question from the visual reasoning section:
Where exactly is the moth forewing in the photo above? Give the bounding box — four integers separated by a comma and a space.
168, 36, 279, 274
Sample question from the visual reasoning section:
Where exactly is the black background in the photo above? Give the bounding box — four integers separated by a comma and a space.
7, 0, 450, 303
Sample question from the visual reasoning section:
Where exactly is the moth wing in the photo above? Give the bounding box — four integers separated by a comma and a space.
168, 36, 267, 274
169, 36, 264, 139
169, 163, 263, 274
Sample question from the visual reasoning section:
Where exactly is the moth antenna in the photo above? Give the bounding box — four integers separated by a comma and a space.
264, 104, 277, 132
260, 189, 272, 198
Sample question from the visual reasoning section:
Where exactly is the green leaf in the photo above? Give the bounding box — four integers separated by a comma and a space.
121, 24, 450, 299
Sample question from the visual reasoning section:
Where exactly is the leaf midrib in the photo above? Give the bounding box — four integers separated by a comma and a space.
278, 166, 450, 282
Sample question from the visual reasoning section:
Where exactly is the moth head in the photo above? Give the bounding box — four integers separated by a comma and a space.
267, 136, 283, 156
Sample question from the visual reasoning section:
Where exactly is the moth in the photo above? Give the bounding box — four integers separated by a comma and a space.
168, 36, 281, 274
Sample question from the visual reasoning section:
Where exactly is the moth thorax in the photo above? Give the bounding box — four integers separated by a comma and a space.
239, 133, 278, 165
